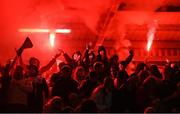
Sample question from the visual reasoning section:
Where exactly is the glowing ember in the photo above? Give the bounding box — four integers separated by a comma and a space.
146, 20, 158, 52
49, 33, 55, 47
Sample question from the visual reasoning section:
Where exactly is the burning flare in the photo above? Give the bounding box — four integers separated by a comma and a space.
49, 33, 55, 47
147, 20, 158, 52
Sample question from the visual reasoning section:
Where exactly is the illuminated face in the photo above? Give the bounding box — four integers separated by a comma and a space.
77, 69, 85, 81
100, 50, 105, 56
119, 64, 125, 70
30, 58, 40, 68
73, 54, 81, 61
32, 60, 39, 67
89, 54, 93, 60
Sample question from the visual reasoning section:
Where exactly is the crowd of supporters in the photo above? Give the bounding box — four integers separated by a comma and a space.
0, 45, 179, 113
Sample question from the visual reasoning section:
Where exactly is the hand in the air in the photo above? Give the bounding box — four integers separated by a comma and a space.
129, 49, 134, 55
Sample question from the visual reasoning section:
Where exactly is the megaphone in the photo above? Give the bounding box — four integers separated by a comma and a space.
17, 37, 33, 56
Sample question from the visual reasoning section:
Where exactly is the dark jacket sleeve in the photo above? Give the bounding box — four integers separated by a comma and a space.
124, 54, 134, 68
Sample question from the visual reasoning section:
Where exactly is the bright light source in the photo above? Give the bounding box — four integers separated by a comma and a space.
146, 20, 158, 52
166, 58, 169, 63
19, 29, 50, 33
49, 33, 55, 47
19, 28, 71, 33
147, 30, 155, 51
55, 29, 71, 33
18, 28, 71, 48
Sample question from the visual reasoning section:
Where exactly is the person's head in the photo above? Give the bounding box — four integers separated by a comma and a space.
98, 45, 106, 57
135, 62, 146, 74
172, 63, 179, 72
138, 70, 149, 82
110, 67, 119, 78
80, 99, 98, 113
88, 51, 95, 61
29, 57, 40, 68
150, 64, 162, 79
58, 62, 66, 72
72, 51, 82, 62
143, 76, 159, 91
4, 59, 14, 74
74, 66, 85, 83
60, 65, 72, 78
13, 65, 23, 80
28, 65, 39, 77
163, 65, 173, 80
44, 96, 64, 113
110, 54, 119, 63
93, 62, 104, 73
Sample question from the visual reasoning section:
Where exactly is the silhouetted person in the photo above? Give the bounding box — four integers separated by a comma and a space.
91, 77, 114, 112
79, 71, 99, 98
27, 65, 49, 113
0, 62, 12, 112
136, 76, 161, 112
150, 64, 163, 79
83, 49, 96, 73
6, 65, 32, 112
117, 49, 134, 84
51, 65, 78, 106
96, 46, 110, 77
110, 54, 119, 78
19, 51, 61, 76
60, 49, 83, 69
73, 66, 86, 87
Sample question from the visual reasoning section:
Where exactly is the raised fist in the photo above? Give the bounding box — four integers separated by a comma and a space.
54, 49, 64, 59
129, 49, 134, 55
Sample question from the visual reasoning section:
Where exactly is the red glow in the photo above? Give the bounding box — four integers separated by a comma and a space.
146, 20, 158, 51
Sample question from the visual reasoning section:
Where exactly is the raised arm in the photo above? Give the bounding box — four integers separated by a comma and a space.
61, 49, 76, 68
39, 50, 62, 74
8, 55, 19, 76
124, 49, 134, 68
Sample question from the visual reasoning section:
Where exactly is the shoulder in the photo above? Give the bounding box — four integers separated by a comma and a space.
92, 85, 103, 94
